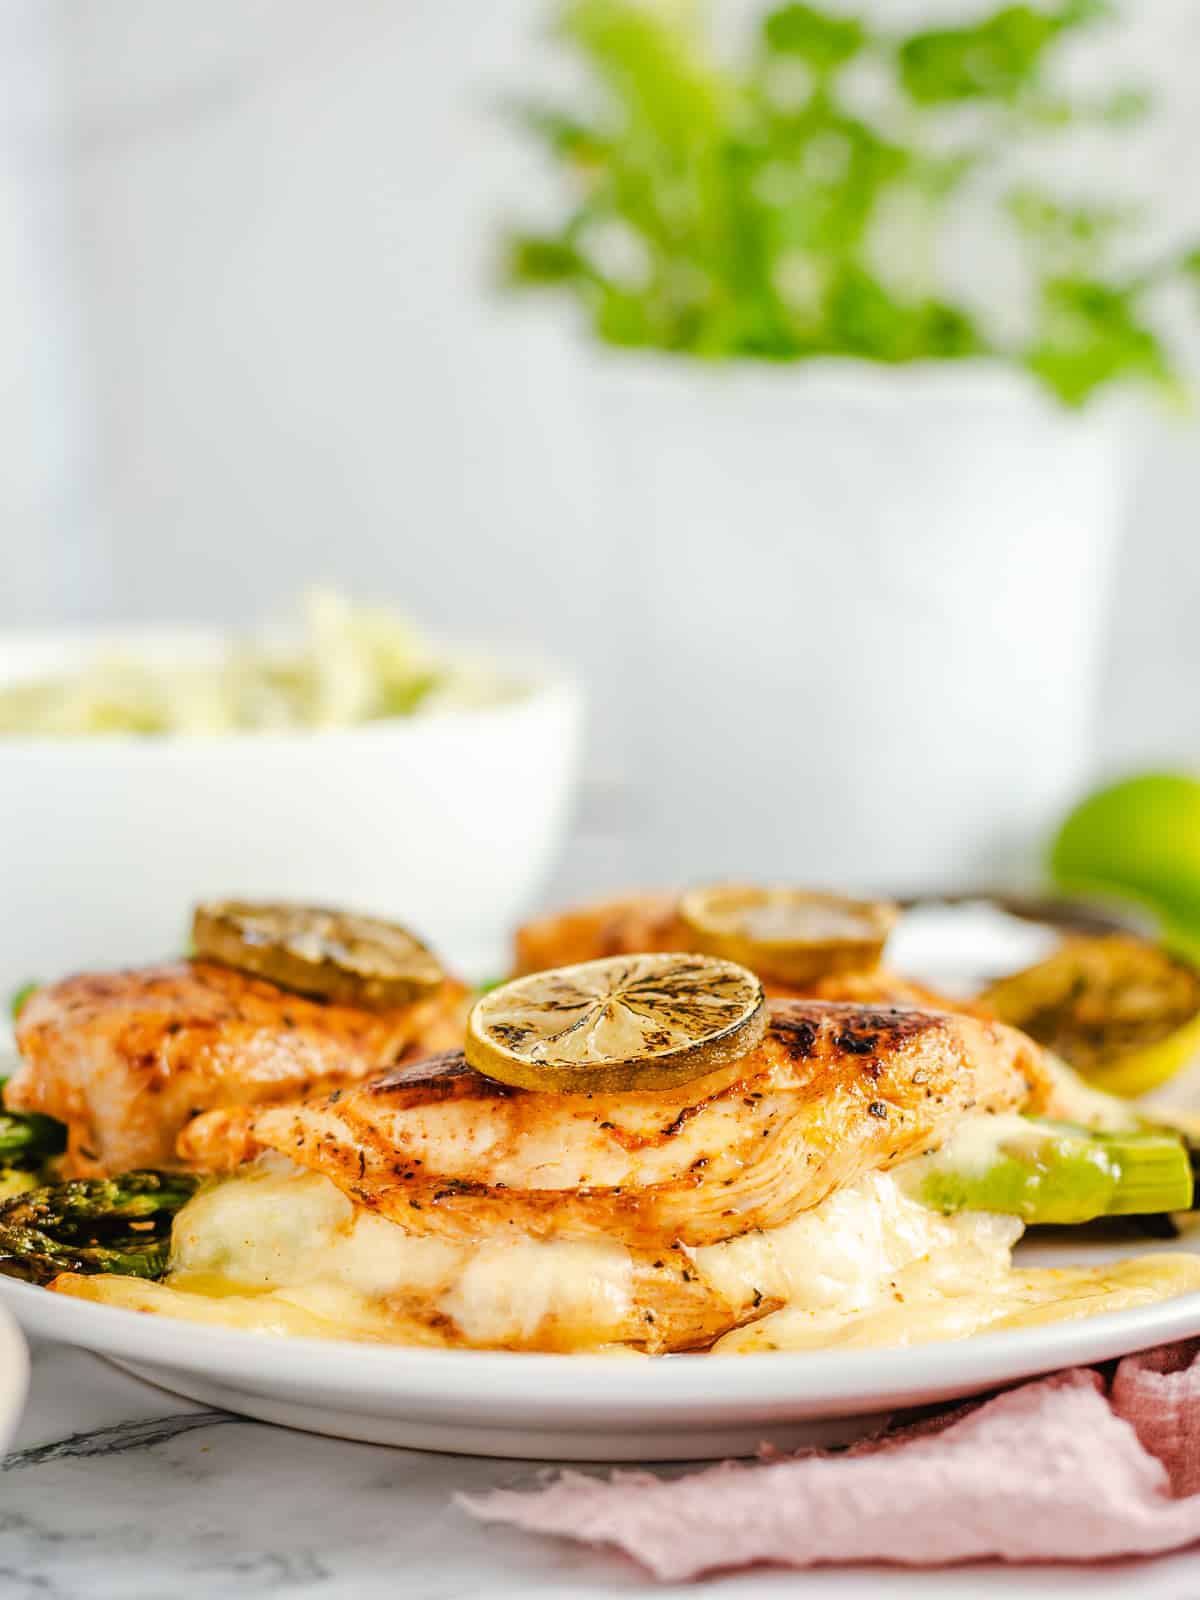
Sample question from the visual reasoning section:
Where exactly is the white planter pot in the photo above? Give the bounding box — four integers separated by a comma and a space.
587, 356, 1133, 894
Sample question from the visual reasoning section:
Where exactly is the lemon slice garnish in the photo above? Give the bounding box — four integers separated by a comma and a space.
980, 935, 1200, 1098
193, 901, 444, 1010
678, 884, 896, 986
464, 952, 767, 1093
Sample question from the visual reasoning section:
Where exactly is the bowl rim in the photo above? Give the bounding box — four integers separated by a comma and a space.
0, 623, 581, 756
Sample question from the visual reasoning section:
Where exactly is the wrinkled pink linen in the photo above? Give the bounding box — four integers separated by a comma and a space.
461, 1340, 1200, 1580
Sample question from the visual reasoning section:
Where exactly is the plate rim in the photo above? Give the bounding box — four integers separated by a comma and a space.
5, 1268, 1200, 1419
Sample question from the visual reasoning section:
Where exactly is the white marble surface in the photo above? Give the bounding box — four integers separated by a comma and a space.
2, 1337, 1199, 1599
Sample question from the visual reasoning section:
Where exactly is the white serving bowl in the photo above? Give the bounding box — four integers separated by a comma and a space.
0, 628, 581, 987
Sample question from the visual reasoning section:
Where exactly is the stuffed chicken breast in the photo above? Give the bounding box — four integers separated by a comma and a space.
52, 957, 1200, 1354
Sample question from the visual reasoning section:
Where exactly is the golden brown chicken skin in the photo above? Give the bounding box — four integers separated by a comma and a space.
181, 999, 1053, 1249
513, 892, 685, 975
8, 961, 465, 1177
513, 891, 975, 1010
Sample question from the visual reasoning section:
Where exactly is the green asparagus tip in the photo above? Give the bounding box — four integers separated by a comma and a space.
0, 1170, 202, 1287
915, 1120, 1193, 1226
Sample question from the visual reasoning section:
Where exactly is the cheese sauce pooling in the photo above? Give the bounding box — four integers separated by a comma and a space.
714, 1253, 1200, 1352
50, 1146, 1200, 1352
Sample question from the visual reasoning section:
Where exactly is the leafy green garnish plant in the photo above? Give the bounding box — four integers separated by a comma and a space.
504, 0, 1200, 404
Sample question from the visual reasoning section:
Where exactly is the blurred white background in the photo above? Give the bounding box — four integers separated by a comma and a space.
3, 0, 1199, 892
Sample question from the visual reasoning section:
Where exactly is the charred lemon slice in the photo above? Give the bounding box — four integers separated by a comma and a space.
678, 884, 897, 986
465, 952, 767, 1093
192, 901, 443, 1010
980, 936, 1200, 1097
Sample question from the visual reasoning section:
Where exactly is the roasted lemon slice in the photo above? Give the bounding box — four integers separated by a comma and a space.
465, 952, 767, 1093
192, 901, 444, 1010
678, 884, 896, 986
980, 936, 1200, 1097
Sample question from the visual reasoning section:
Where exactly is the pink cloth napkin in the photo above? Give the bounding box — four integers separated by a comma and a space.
461, 1340, 1200, 1580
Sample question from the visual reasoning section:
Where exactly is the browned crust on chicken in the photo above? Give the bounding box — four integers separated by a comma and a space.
800, 968, 992, 1014
8, 961, 466, 1177
512, 892, 988, 1012
513, 892, 685, 976
186, 999, 1052, 1249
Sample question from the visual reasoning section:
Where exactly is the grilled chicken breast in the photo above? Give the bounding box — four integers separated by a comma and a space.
514, 893, 684, 975
8, 962, 465, 1177
181, 999, 1052, 1248
512, 892, 969, 1009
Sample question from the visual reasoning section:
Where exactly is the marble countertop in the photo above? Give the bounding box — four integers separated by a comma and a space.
1, 1339, 1198, 1599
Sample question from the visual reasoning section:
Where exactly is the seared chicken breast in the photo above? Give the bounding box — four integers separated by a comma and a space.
49, 936, 1200, 1356
514, 892, 684, 975
513, 891, 971, 1009
8, 961, 465, 1177
65, 998, 1195, 1356
182, 999, 1052, 1247
126, 998, 1055, 1353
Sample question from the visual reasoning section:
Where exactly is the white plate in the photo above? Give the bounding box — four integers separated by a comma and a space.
3, 1225, 1199, 1461
5, 898, 1198, 1461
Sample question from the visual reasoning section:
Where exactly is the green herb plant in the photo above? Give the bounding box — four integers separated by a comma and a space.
503, 0, 1200, 404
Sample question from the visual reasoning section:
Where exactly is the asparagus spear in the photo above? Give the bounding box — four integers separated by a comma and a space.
0, 1171, 201, 1286
0, 1074, 67, 1206
912, 1119, 1193, 1225
0, 1092, 66, 1173
2, 985, 59, 1176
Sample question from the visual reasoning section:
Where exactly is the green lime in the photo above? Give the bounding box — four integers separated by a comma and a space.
1050, 774, 1200, 963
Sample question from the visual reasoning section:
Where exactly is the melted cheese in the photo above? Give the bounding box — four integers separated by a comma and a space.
687, 1172, 1021, 1319
714, 1254, 1200, 1352
160, 1156, 1028, 1349
53, 1144, 1200, 1352
163, 1152, 637, 1349
52, 1270, 441, 1344
904, 1109, 1045, 1178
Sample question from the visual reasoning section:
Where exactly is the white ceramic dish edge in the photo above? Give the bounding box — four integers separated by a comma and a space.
3, 1264, 1199, 1460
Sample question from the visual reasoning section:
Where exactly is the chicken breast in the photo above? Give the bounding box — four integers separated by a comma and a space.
8, 961, 465, 1177
182, 999, 1053, 1249
512, 891, 970, 1009
514, 892, 684, 975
